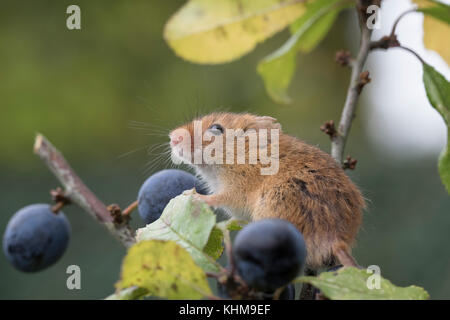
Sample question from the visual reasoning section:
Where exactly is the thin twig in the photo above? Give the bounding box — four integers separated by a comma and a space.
34, 133, 136, 247
122, 200, 138, 217
331, 2, 374, 163
50, 187, 71, 213
390, 8, 417, 38
370, 7, 417, 51
397, 45, 426, 64
205, 271, 222, 278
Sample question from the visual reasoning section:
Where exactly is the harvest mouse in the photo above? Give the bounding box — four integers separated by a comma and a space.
169, 112, 365, 271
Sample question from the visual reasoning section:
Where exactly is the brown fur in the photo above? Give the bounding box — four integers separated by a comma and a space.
169, 112, 365, 270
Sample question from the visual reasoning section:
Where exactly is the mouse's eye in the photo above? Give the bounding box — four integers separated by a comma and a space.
208, 124, 224, 135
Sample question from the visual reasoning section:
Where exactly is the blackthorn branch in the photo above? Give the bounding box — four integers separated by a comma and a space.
330, 0, 375, 164
33, 134, 136, 247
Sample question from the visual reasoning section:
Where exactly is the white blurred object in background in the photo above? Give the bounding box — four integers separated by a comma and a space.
364, 0, 449, 160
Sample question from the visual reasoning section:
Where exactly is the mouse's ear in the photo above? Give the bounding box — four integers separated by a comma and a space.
254, 116, 282, 130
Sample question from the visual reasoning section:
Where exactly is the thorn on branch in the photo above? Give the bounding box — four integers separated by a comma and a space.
370, 35, 400, 51
343, 156, 358, 170
320, 120, 337, 139
50, 187, 71, 214
107, 204, 131, 226
356, 70, 371, 94
335, 50, 352, 67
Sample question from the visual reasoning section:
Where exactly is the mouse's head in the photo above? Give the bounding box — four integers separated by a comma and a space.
169, 112, 281, 176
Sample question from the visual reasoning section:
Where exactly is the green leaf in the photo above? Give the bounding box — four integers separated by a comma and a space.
203, 226, 224, 260
216, 218, 248, 231
116, 240, 212, 300
422, 63, 450, 192
257, 45, 297, 104
257, 0, 348, 104
135, 192, 221, 272
289, 0, 346, 53
202, 218, 248, 260
418, 0, 450, 25
164, 0, 306, 64
423, 63, 450, 118
296, 267, 430, 300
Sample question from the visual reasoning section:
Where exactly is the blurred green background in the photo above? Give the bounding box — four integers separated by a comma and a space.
1, 1, 449, 299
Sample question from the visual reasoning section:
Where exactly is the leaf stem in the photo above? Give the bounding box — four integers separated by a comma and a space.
223, 229, 236, 277
390, 8, 417, 38
397, 45, 426, 65
122, 200, 138, 217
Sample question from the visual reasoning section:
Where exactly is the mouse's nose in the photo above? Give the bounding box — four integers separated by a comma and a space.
170, 131, 184, 146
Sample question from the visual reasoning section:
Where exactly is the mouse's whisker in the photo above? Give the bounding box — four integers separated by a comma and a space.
128, 120, 167, 130
117, 142, 155, 159
141, 160, 159, 176
143, 132, 170, 138
128, 125, 168, 134
141, 150, 170, 176
127, 125, 165, 132
127, 120, 169, 136
146, 142, 170, 155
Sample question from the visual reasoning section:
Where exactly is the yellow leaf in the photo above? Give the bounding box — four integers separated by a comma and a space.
116, 240, 212, 299
423, 16, 450, 64
414, 0, 450, 64
164, 0, 306, 64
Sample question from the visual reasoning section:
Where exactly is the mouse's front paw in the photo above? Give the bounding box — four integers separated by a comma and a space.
182, 188, 196, 196
193, 193, 210, 204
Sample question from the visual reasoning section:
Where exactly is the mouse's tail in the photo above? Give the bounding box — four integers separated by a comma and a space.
332, 241, 359, 268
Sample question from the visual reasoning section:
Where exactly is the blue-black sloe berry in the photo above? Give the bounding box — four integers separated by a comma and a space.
3, 204, 71, 272
233, 218, 307, 292
138, 169, 207, 224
